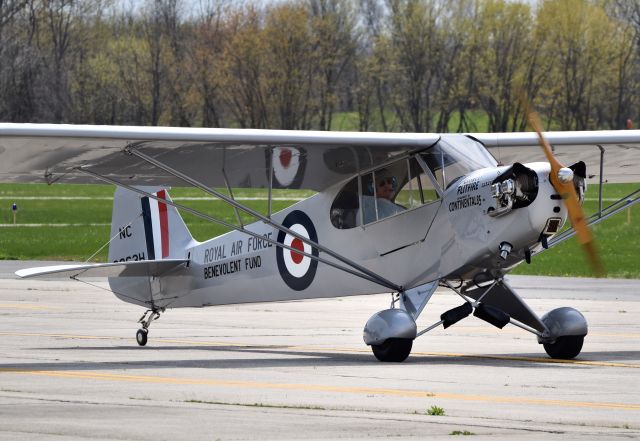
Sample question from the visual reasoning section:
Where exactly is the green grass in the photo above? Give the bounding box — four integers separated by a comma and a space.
0, 182, 638, 278
330, 109, 490, 133
331, 110, 404, 132
426, 405, 445, 416
441, 109, 490, 132
511, 182, 639, 278
0, 183, 308, 261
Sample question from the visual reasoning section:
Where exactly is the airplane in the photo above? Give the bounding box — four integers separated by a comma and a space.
0, 119, 638, 362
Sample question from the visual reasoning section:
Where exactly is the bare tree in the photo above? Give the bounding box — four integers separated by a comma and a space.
472, 0, 537, 132
308, 0, 357, 130
386, 0, 444, 132
188, 0, 230, 127
220, 5, 269, 128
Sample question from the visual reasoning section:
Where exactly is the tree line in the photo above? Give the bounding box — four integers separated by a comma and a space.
1, 0, 639, 132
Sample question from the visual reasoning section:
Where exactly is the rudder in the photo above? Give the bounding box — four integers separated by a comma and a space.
108, 187, 195, 263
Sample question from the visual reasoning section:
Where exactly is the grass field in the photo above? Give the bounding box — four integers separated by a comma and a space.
330, 110, 491, 133
0, 182, 637, 278
510, 183, 639, 278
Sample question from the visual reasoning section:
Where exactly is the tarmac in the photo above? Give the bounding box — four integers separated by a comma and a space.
0, 262, 639, 440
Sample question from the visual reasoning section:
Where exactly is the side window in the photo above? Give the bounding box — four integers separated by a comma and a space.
413, 156, 440, 203
330, 155, 441, 230
360, 172, 376, 224
420, 148, 445, 188
420, 145, 465, 189
394, 159, 420, 209
396, 157, 439, 208
363, 161, 409, 224
330, 177, 359, 229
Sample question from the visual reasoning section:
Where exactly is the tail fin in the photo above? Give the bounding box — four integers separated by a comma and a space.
108, 187, 195, 263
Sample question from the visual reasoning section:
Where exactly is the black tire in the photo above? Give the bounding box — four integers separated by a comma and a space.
543, 335, 584, 359
136, 329, 148, 346
371, 338, 413, 362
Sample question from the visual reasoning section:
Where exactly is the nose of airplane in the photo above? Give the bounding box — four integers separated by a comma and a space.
533, 163, 568, 243
527, 109, 604, 275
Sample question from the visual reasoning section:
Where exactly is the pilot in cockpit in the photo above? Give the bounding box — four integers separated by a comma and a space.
375, 174, 396, 201
359, 168, 405, 224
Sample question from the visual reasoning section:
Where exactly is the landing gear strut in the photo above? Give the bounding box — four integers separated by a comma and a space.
363, 282, 440, 362
136, 308, 163, 346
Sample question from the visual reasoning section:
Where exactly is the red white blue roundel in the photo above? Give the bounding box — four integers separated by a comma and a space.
276, 210, 318, 291
269, 146, 306, 189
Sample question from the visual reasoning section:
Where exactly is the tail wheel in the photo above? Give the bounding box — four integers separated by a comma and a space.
543, 335, 584, 359
371, 338, 413, 362
136, 329, 148, 346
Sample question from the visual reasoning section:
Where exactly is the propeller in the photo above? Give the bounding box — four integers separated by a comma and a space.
525, 109, 605, 276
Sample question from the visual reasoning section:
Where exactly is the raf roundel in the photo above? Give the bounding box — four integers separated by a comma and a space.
276, 210, 319, 291
268, 146, 307, 189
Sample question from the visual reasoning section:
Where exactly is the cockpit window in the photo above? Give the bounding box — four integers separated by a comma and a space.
396, 157, 439, 209
420, 135, 497, 189
331, 154, 442, 229
361, 164, 407, 224
330, 176, 359, 229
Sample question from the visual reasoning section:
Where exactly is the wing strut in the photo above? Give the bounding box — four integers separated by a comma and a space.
77, 167, 402, 292
268, 146, 274, 218
222, 167, 243, 228
120, 147, 404, 292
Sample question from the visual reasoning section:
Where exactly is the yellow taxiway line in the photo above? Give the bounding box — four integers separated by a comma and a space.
1, 368, 639, 411
1, 331, 639, 411
449, 325, 640, 339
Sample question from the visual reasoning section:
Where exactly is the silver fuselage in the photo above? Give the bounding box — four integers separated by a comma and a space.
131, 161, 564, 309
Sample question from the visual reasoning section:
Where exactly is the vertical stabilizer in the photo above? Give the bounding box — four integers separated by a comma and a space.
108, 187, 195, 263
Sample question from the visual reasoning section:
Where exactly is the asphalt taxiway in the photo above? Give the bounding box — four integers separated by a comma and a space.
0, 262, 639, 440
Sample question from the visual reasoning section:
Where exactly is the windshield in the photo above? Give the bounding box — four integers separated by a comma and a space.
420, 135, 497, 189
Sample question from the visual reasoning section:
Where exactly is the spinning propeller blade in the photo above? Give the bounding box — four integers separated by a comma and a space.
526, 110, 605, 276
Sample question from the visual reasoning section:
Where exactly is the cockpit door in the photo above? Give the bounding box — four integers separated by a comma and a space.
363, 201, 440, 255
360, 157, 442, 255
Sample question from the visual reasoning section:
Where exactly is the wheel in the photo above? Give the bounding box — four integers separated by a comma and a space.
543, 335, 584, 359
136, 328, 148, 346
371, 338, 413, 362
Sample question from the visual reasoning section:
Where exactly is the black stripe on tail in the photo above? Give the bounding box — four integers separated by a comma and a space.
140, 197, 156, 260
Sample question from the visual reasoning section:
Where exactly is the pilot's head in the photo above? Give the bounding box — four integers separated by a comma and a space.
375, 170, 397, 200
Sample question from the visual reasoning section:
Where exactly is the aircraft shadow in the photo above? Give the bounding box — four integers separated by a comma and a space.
4, 346, 637, 372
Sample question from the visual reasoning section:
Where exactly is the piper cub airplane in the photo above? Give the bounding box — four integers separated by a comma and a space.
1, 119, 639, 362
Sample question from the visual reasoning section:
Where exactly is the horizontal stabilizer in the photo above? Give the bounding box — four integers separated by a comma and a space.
15, 259, 188, 279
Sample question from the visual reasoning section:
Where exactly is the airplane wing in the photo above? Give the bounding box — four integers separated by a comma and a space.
471, 130, 640, 147
2, 124, 639, 189
0, 123, 440, 191
15, 259, 188, 279
471, 131, 640, 183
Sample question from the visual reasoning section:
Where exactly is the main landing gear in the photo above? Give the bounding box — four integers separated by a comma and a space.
363, 283, 437, 363
363, 280, 589, 362
542, 335, 584, 359
537, 307, 587, 359
371, 338, 414, 362
136, 308, 163, 346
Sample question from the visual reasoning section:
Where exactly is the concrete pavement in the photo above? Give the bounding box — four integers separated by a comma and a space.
0, 264, 639, 440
